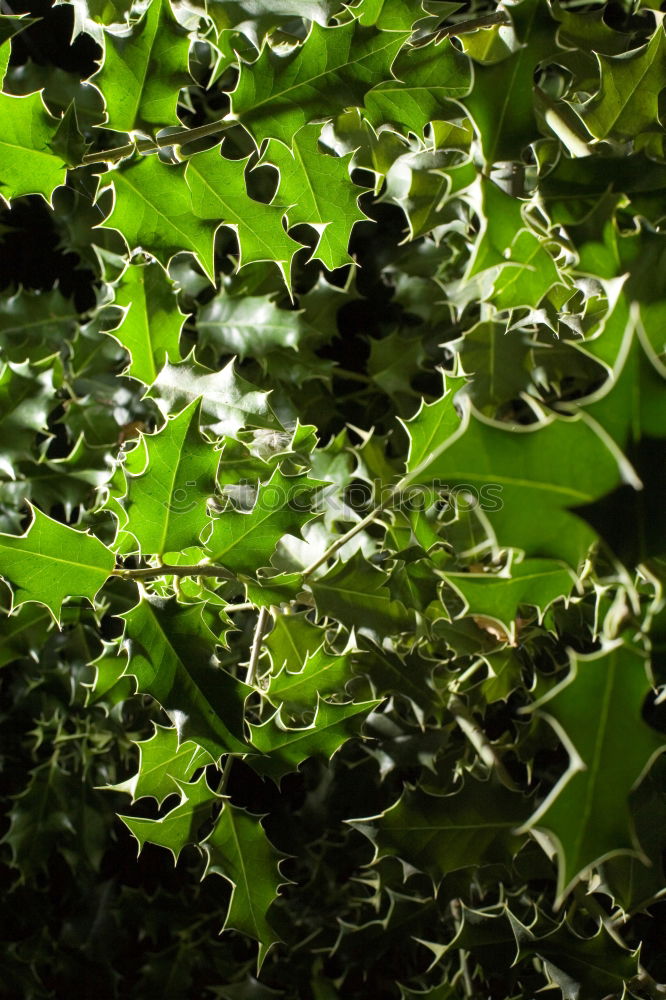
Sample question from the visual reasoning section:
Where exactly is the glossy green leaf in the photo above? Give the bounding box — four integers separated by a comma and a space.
0, 506, 114, 620
94, 0, 191, 133
442, 559, 575, 640
204, 467, 321, 572
261, 123, 368, 270
118, 724, 213, 805
0, 86, 67, 205
309, 551, 416, 636
122, 595, 250, 757
121, 771, 219, 860
203, 800, 285, 962
186, 145, 302, 285
119, 399, 219, 556
232, 19, 408, 145
354, 778, 531, 880
249, 697, 380, 778
149, 357, 281, 434
581, 23, 666, 142
522, 640, 665, 901
109, 260, 186, 384
100, 156, 216, 281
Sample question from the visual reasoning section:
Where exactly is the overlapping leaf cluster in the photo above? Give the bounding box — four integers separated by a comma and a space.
1, 0, 666, 995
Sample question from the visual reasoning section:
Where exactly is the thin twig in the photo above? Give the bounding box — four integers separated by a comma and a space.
245, 606, 270, 686
114, 563, 234, 582
216, 606, 270, 796
81, 117, 235, 166
217, 753, 235, 795
301, 496, 394, 579
223, 602, 255, 614
448, 694, 520, 791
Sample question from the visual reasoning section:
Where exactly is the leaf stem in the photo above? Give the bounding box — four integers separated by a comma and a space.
245, 606, 270, 687
81, 116, 235, 166
301, 495, 395, 578
448, 694, 520, 791
217, 606, 270, 796
114, 563, 234, 582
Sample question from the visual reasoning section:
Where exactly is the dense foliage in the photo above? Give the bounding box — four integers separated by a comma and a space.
1, 0, 666, 996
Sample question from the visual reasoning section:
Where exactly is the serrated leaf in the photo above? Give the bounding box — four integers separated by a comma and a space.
186, 145, 302, 285
203, 800, 285, 962
442, 559, 575, 641
249, 697, 379, 779
365, 35, 470, 136
122, 594, 250, 757
401, 383, 624, 566
149, 356, 281, 434
0, 286, 79, 364
121, 771, 218, 860
581, 22, 666, 142
309, 551, 416, 636
0, 506, 114, 621
109, 259, 185, 384
119, 399, 218, 556
521, 639, 665, 901
100, 156, 215, 281
264, 610, 325, 671
353, 777, 531, 880
0, 89, 66, 204
94, 0, 192, 133
266, 645, 352, 710
197, 291, 303, 361
460, 0, 555, 164
0, 601, 52, 668
204, 467, 321, 572
521, 920, 640, 1000
231, 19, 408, 146
261, 123, 369, 271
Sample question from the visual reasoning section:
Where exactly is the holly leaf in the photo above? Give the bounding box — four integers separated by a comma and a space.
521, 640, 665, 902
309, 551, 416, 636
100, 156, 215, 282
460, 0, 555, 164
185, 145, 303, 285
249, 697, 380, 779
122, 595, 250, 757
0, 360, 56, 461
0, 89, 66, 205
364, 35, 470, 136
451, 321, 533, 413
0, 601, 52, 668
260, 124, 369, 271
94, 0, 192, 134
149, 357, 282, 434
353, 777, 530, 881
0, 286, 79, 365
109, 259, 186, 384
441, 559, 575, 642
203, 800, 285, 963
264, 610, 325, 671
117, 724, 213, 806
118, 399, 219, 556
231, 19, 408, 146
204, 467, 322, 573
266, 645, 353, 711
401, 384, 624, 566
0, 506, 114, 621
354, 637, 442, 719
121, 771, 219, 861
197, 291, 304, 361
581, 22, 666, 142
520, 920, 640, 1000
